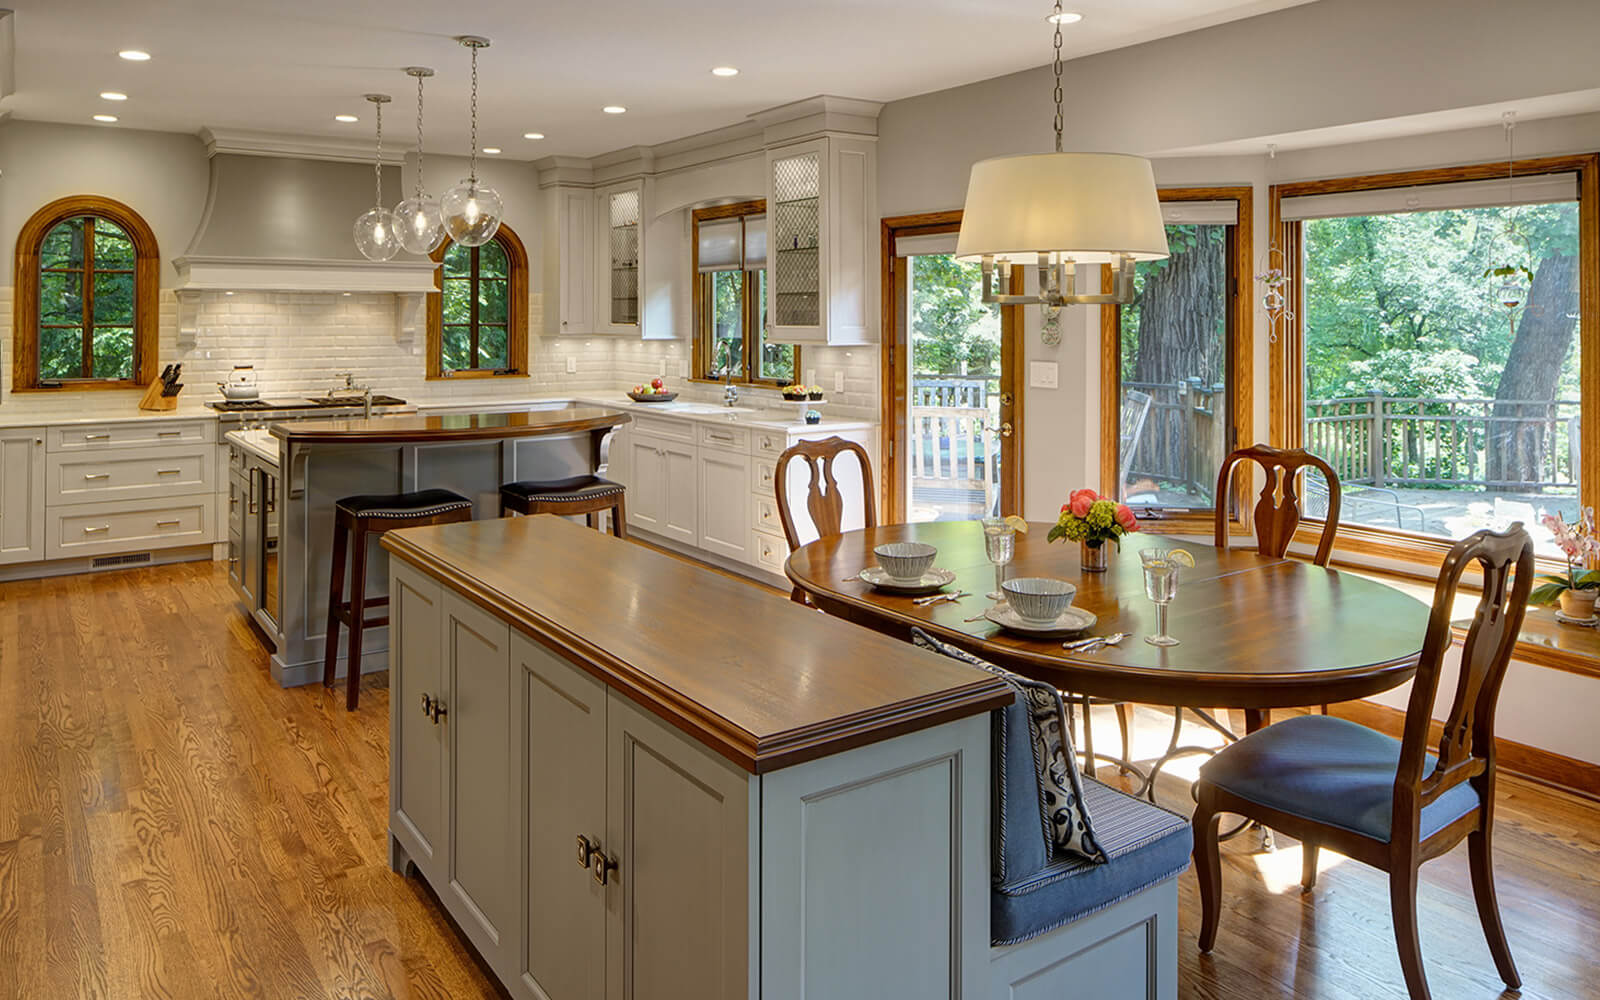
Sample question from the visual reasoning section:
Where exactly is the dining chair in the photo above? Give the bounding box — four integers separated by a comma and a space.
1214, 443, 1343, 567
1191, 524, 1534, 1000
774, 436, 877, 604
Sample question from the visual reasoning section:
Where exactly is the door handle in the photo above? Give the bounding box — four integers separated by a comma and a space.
999, 391, 1014, 406
999, 422, 1013, 438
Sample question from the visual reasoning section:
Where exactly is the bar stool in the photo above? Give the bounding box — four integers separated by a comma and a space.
323, 488, 474, 710
499, 475, 627, 538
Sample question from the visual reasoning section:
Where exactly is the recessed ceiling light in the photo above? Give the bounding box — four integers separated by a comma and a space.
602, 105, 627, 115
482, 146, 502, 155
100, 91, 128, 101
523, 132, 545, 140
711, 66, 739, 77
1046, 10, 1083, 23
334, 114, 359, 123
92, 114, 119, 123
118, 49, 151, 61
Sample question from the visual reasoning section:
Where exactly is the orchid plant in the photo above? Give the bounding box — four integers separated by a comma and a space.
1531, 507, 1600, 605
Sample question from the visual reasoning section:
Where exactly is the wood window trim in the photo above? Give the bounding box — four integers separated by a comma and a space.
1267, 153, 1600, 571
13, 195, 159, 391
425, 222, 530, 380
1099, 186, 1255, 537
690, 200, 800, 387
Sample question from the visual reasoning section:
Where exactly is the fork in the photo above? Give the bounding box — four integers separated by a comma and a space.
1064, 632, 1130, 652
913, 590, 969, 607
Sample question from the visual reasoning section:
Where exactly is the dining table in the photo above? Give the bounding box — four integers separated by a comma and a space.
786, 521, 1432, 764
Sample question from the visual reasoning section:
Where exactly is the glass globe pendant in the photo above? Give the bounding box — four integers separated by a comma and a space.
395, 66, 446, 254
442, 36, 503, 247
353, 93, 401, 261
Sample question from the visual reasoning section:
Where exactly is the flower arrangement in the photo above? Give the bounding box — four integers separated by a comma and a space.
1532, 508, 1600, 609
1048, 489, 1139, 548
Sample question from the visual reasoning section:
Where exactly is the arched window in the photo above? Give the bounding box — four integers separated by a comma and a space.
14, 196, 159, 389
427, 223, 529, 378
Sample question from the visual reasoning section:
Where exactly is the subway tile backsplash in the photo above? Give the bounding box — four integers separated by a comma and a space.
0, 289, 880, 418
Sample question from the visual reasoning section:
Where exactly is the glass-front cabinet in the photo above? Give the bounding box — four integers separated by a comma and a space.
764, 136, 877, 346
596, 180, 644, 335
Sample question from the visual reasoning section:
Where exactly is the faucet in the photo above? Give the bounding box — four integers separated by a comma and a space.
723, 370, 740, 408
332, 372, 374, 419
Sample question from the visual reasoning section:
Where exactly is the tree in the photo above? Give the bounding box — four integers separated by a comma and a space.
909, 255, 998, 376
1486, 251, 1579, 488
1126, 225, 1226, 387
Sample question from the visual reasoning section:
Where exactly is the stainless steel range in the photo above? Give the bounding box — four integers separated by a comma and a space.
207, 395, 410, 430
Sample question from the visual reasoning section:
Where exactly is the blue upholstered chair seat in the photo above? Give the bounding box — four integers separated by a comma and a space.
992, 779, 1191, 946
1198, 714, 1479, 843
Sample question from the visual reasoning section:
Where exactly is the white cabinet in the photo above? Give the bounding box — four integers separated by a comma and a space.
697, 447, 752, 563
595, 180, 645, 336
390, 565, 445, 871
550, 187, 594, 335
627, 431, 696, 546
765, 136, 877, 346
0, 428, 45, 565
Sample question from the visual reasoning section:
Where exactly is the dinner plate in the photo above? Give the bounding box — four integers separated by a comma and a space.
858, 566, 957, 595
983, 603, 1097, 638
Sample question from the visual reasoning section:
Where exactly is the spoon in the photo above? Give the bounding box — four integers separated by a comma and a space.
913, 590, 969, 607
1063, 632, 1130, 652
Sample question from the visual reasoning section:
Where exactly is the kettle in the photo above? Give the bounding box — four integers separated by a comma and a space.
217, 365, 259, 401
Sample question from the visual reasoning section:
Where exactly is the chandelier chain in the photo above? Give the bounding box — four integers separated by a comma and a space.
415, 73, 426, 197
374, 100, 383, 207
1051, 0, 1064, 153
468, 43, 480, 184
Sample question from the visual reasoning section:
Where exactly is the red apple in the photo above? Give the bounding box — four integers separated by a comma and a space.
651, 377, 664, 390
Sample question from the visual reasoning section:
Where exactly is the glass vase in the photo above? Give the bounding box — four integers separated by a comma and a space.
1081, 540, 1109, 572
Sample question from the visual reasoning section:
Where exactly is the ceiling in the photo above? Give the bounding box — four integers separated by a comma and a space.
6, 0, 1315, 160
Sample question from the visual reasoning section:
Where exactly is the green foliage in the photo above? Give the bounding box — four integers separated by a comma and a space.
709, 269, 744, 377
909, 255, 998, 375
1333, 347, 1483, 399
438, 240, 511, 370
36, 216, 135, 380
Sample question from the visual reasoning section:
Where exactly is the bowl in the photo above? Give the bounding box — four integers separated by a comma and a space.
873, 541, 937, 582
1002, 577, 1077, 625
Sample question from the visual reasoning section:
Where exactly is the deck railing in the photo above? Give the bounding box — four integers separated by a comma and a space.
1122, 378, 1228, 498
909, 375, 999, 516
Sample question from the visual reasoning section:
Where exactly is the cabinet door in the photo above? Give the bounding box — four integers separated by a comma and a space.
696, 448, 751, 563
596, 182, 643, 335
559, 188, 594, 334
389, 563, 446, 875
605, 693, 750, 1000
0, 429, 45, 565
626, 433, 668, 533
514, 633, 607, 1000
658, 441, 699, 546
442, 592, 517, 969
766, 140, 827, 344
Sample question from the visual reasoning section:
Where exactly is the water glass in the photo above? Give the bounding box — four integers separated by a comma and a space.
981, 518, 1016, 602
1140, 548, 1181, 647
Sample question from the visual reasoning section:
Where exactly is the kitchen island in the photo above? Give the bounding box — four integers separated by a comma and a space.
251, 403, 628, 687
379, 514, 1010, 999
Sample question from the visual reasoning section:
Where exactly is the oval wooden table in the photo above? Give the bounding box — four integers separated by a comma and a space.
786, 521, 1431, 712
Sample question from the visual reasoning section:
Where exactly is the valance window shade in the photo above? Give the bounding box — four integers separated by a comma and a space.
698, 213, 768, 272
1160, 200, 1237, 225
1281, 173, 1578, 221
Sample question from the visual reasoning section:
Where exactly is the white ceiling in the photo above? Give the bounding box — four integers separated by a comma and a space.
6, 0, 1315, 160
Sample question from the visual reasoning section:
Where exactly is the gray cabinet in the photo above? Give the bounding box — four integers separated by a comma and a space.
389, 565, 446, 874
0, 428, 45, 565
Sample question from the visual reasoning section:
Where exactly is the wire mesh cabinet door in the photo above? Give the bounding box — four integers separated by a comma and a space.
596, 179, 644, 335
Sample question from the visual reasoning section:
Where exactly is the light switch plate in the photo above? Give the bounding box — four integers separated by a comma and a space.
805, 368, 817, 387
679, 360, 688, 377
1029, 361, 1059, 389
834, 371, 846, 394
658, 360, 667, 376
566, 356, 577, 374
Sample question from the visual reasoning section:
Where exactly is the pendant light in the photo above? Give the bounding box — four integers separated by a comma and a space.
395, 66, 446, 254
955, 0, 1167, 309
352, 93, 401, 261
1488, 111, 1532, 314
441, 35, 503, 247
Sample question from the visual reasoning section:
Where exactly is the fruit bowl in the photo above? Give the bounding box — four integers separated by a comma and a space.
627, 391, 679, 403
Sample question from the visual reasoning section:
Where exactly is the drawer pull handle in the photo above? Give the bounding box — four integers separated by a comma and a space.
83, 473, 110, 481
707, 432, 734, 443
157, 469, 181, 476
157, 430, 182, 438
155, 519, 181, 528
576, 834, 597, 869
83, 433, 111, 441
591, 849, 617, 886
83, 525, 110, 534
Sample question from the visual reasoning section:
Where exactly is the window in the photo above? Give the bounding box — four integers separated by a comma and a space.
426, 223, 529, 378
692, 202, 797, 385
14, 195, 158, 390
1272, 155, 1597, 565
1100, 188, 1253, 530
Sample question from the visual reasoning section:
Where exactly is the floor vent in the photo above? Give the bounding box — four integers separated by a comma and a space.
92, 552, 153, 569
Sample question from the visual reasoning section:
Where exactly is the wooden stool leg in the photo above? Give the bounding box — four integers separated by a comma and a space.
586, 511, 597, 530
322, 517, 349, 689
345, 527, 370, 711
609, 494, 627, 539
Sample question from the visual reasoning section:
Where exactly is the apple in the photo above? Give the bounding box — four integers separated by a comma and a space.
651, 377, 664, 390
632, 384, 644, 393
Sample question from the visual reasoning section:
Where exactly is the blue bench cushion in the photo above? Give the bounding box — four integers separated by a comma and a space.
992, 779, 1192, 945
910, 629, 1105, 864
1198, 714, 1480, 843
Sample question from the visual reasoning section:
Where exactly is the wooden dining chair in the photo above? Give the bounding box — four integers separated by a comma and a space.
1214, 444, 1343, 567
775, 437, 877, 604
1192, 524, 1534, 1000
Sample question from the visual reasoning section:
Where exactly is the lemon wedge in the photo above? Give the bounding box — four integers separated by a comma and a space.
1167, 548, 1196, 568
1004, 515, 1029, 534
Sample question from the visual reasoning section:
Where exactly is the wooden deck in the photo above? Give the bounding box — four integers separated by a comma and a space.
0, 558, 1595, 999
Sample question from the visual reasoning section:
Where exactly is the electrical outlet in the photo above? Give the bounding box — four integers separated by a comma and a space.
658, 360, 667, 376
834, 371, 845, 395
804, 368, 817, 387
566, 356, 577, 374
679, 360, 689, 378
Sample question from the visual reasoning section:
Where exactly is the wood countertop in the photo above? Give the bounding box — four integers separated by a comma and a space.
270, 403, 629, 444
381, 516, 1011, 773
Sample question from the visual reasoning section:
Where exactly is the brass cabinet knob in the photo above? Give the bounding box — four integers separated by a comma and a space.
421, 693, 434, 718
576, 834, 596, 869
591, 850, 617, 886
428, 699, 448, 725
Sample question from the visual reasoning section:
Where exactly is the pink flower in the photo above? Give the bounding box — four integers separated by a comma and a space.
1070, 491, 1096, 518
1114, 503, 1139, 533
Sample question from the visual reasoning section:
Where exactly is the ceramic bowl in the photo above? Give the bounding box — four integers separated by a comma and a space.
873, 541, 937, 583
1002, 577, 1077, 624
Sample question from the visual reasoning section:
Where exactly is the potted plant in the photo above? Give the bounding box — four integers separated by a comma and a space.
1533, 509, 1600, 621
1047, 489, 1138, 572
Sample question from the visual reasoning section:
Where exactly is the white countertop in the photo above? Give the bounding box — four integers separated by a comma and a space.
224, 428, 281, 466
0, 396, 221, 429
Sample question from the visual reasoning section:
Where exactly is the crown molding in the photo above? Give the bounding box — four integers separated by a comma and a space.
198, 126, 409, 164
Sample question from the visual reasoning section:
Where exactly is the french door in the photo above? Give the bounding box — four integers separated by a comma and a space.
881, 212, 1023, 522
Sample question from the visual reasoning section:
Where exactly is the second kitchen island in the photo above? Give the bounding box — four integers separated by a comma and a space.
236, 404, 630, 687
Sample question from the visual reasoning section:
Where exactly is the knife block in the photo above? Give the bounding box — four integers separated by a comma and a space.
138, 379, 179, 412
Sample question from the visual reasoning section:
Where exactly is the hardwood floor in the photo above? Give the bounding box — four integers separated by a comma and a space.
0, 559, 1596, 999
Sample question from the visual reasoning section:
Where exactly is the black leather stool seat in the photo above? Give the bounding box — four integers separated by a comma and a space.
336, 488, 473, 519
501, 476, 624, 504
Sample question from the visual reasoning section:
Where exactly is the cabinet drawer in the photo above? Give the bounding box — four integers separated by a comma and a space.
629, 413, 695, 442
47, 494, 213, 559
753, 493, 785, 539
752, 530, 790, 572
48, 444, 214, 506
50, 419, 213, 452
751, 456, 778, 496
752, 428, 789, 458
698, 422, 749, 453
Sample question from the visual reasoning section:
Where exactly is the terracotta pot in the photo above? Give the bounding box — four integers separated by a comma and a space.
1558, 588, 1597, 620
1081, 540, 1109, 572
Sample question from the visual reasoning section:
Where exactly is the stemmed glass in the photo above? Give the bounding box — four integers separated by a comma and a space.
981, 517, 1016, 602
1140, 548, 1181, 646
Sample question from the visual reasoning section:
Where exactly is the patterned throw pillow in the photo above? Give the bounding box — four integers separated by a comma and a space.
910, 628, 1106, 864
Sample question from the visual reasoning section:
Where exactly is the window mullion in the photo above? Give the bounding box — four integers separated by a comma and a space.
469, 247, 481, 368
82, 218, 95, 379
